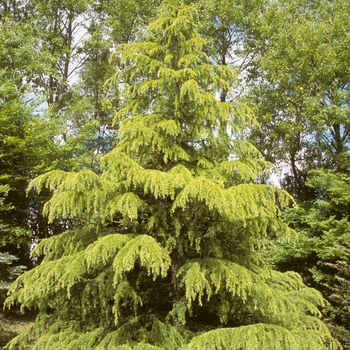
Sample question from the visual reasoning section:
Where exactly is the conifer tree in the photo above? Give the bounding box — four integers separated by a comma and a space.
5, 2, 341, 349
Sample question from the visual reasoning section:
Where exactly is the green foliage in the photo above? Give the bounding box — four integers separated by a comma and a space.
269, 165, 350, 347
182, 323, 336, 350
0, 252, 26, 306
245, 0, 350, 200
0, 188, 26, 306
5, 1, 340, 349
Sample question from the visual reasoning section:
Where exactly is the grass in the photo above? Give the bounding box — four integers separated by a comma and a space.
0, 312, 35, 349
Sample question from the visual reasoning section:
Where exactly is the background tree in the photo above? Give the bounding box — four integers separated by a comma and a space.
245, 0, 350, 199
0, 185, 26, 295
323, 253, 350, 349
5, 2, 340, 349
267, 162, 350, 347
0, 14, 56, 261
26, 0, 161, 174
0, 184, 26, 332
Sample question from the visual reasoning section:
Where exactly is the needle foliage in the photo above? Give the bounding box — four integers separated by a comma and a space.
5, 1, 341, 349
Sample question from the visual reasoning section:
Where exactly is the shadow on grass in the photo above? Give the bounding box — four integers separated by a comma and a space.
0, 312, 35, 349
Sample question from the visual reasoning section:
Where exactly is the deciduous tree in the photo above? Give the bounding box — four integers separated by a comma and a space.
245, 0, 350, 199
